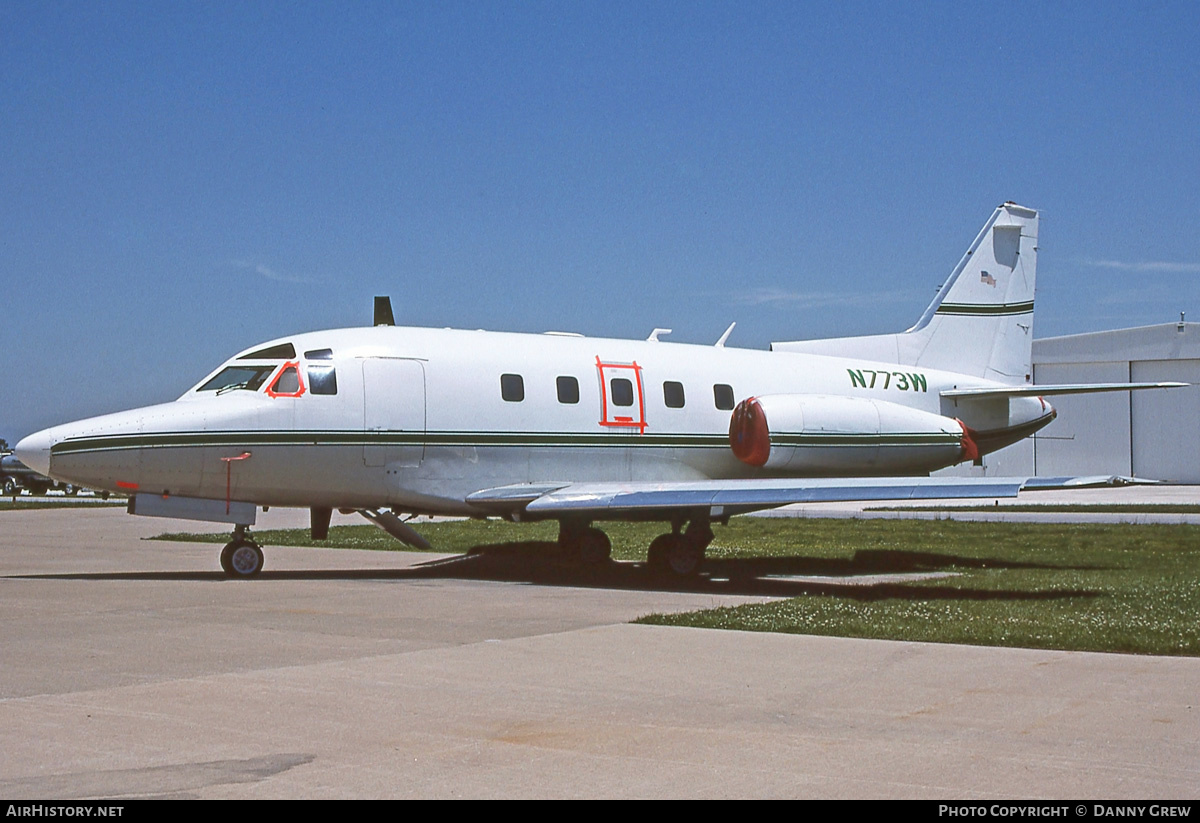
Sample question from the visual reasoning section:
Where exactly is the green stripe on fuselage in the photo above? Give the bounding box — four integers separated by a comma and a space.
50, 428, 962, 455
935, 301, 1034, 316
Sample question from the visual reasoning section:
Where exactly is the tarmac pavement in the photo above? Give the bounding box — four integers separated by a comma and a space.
1, 503, 1197, 798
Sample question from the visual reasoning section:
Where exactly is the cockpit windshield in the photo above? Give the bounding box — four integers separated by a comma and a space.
197, 365, 276, 393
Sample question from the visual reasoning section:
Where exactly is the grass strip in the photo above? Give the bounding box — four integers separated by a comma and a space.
0, 499, 125, 510
866, 504, 1200, 513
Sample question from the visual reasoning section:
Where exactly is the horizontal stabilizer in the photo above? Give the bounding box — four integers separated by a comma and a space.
941, 382, 1187, 399
1020, 475, 1163, 490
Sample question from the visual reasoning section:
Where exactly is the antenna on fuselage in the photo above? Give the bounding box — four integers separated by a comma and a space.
715, 322, 736, 347
374, 296, 395, 326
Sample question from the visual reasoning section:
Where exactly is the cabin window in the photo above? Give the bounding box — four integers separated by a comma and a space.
610, 377, 634, 407
713, 383, 734, 411
557, 376, 579, 404
238, 342, 296, 360
501, 373, 524, 402
307, 365, 337, 395
198, 365, 275, 393
304, 348, 333, 361
663, 381, 685, 409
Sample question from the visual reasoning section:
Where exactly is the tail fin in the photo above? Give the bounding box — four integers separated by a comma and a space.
772, 202, 1039, 383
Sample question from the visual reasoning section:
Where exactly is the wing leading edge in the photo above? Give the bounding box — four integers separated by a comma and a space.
466, 476, 1027, 519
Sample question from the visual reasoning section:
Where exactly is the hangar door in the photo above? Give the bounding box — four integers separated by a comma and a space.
1131, 359, 1200, 482
1033, 361, 1130, 477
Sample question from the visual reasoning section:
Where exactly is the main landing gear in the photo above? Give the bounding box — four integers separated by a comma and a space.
558, 521, 613, 565
646, 518, 714, 577
220, 524, 264, 577
557, 515, 716, 577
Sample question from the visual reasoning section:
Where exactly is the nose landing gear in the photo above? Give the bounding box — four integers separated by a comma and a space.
220, 525, 264, 577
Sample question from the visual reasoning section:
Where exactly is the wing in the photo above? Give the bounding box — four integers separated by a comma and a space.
465, 476, 1028, 520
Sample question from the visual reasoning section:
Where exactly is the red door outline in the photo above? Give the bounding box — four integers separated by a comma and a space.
596, 356, 647, 433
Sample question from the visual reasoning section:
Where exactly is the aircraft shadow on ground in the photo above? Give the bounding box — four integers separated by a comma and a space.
12, 539, 1103, 602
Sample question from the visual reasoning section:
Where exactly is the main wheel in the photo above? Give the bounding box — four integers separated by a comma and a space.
647, 533, 704, 577
2, 479, 15, 495
666, 539, 704, 576
647, 533, 677, 570
576, 527, 612, 564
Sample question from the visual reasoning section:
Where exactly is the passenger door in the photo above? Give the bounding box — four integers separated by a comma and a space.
361, 358, 426, 468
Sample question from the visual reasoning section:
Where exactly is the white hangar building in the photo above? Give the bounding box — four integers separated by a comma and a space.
958, 322, 1200, 483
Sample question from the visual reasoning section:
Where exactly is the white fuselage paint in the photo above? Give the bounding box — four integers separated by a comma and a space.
21, 325, 1054, 515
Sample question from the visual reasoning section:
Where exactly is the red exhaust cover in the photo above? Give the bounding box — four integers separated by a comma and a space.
956, 418, 980, 462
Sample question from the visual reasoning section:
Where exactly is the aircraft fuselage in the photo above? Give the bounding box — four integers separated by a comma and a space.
18, 324, 1054, 516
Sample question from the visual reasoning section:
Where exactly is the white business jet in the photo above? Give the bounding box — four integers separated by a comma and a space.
15, 203, 1181, 577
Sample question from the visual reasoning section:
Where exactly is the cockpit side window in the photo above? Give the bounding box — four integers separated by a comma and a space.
266, 362, 306, 397
198, 365, 275, 393
304, 349, 337, 395
307, 365, 337, 395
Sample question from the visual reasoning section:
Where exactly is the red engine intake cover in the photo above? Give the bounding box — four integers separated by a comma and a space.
729, 397, 771, 467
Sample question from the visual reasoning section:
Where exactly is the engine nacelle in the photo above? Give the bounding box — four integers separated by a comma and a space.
729, 394, 976, 474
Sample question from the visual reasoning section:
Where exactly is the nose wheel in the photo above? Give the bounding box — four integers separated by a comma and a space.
220, 526, 264, 577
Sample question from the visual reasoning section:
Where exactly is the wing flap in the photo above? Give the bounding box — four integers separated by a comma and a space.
517, 476, 1026, 516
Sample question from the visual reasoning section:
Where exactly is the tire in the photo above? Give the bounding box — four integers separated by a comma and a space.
221, 541, 264, 577
647, 533, 703, 577
647, 533, 681, 572
220, 542, 237, 575
666, 539, 704, 576
576, 527, 612, 564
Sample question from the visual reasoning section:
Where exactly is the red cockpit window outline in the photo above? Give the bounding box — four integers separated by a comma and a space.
596, 356, 647, 433
265, 361, 307, 398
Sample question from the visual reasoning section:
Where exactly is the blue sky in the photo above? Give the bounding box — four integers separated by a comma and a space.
4, 1, 1199, 442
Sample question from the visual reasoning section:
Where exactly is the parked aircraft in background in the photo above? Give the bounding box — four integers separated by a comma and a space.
16, 203, 1183, 577
1, 452, 97, 496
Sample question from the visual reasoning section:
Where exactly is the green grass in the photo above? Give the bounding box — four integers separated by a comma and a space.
866, 504, 1200, 513
0, 499, 125, 510
640, 519, 1200, 656
154, 516, 1200, 657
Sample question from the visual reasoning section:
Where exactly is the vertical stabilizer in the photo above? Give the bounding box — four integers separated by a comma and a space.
772, 202, 1039, 384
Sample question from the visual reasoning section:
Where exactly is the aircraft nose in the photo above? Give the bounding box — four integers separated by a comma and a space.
15, 428, 55, 477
